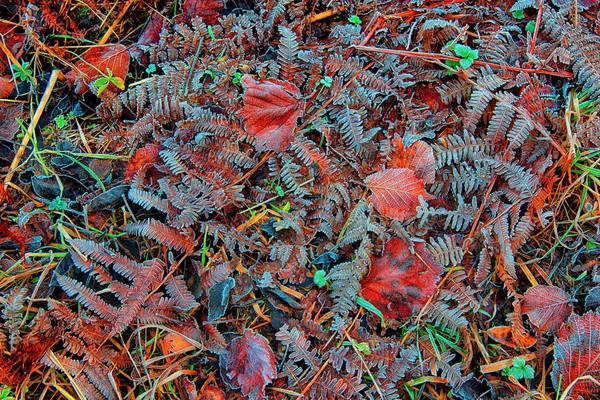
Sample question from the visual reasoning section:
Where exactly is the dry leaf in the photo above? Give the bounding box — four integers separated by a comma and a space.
388, 137, 436, 184
552, 311, 600, 399
236, 75, 305, 152
220, 329, 277, 400
65, 44, 130, 95
178, 0, 224, 25
522, 285, 573, 332
487, 325, 536, 349
365, 168, 433, 221
360, 238, 444, 320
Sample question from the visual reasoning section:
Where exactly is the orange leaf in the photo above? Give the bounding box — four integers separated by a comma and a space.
65, 44, 129, 95
522, 285, 573, 332
236, 75, 305, 152
388, 137, 436, 184
488, 325, 536, 349
160, 332, 194, 354
365, 168, 433, 220
360, 238, 444, 320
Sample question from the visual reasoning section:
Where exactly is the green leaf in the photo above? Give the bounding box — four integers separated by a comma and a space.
54, 115, 68, 129
453, 44, 473, 58
512, 10, 525, 19
348, 15, 362, 26
459, 58, 474, 69
313, 270, 327, 287
523, 365, 535, 379
357, 296, 385, 326
145, 63, 157, 74
525, 20, 536, 34
275, 186, 285, 196
207, 25, 216, 41
513, 357, 526, 368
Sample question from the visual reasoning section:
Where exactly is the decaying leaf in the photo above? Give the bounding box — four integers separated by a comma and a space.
220, 329, 277, 400
365, 168, 433, 221
388, 137, 436, 184
487, 325, 536, 349
552, 311, 600, 399
360, 238, 444, 320
65, 44, 130, 95
177, 0, 224, 25
0, 103, 22, 140
236, 75, 305, 152
522, 285, 573, 332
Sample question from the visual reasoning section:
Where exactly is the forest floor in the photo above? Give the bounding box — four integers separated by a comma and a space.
0, 1, 599, 399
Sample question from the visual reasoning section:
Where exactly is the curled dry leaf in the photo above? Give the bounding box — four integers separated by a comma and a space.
177, 0, 224, 25
236, 75, 305, 152
219, 329, 277, 400
388, 137, 436, 184
365, 168, 433, 221
65, 44, 130, 95
522, 285, 573, 332
360, 238, 444, 320
487, 325, 536, 349
552, 311, 600, 399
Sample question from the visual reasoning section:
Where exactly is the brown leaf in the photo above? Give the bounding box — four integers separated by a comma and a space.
0, 76, 15, 99
522, 285, 573, 332
365, 168, 433, 221
552, 311, 600, 398
388, 138, 436, 184
220, 329, 277, 400
360, 238, 444, 320
236, 75, 305, 152
65, 44, 130, 95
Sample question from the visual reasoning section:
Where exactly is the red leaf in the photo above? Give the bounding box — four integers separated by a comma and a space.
236, 75, 305, 152
388, 138, 436, 184
365, 168, 433, 221
552, 311, 600, 398
131, 12, 165, 65
220, 329, 277, 400
178, 0, 224, 25
65, 44, 129, 95
124, 144, 162, 183
360, 238, 444, 320
522, 285, 573, 332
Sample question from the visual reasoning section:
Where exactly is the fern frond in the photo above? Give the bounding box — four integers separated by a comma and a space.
277, 26, 299, 81
125, 219, 195, 253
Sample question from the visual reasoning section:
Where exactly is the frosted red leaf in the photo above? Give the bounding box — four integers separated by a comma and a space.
0, 76, 15, 99
220, 329, 277, 400
365, 168, 433, 221
65, 44, 130, 95
236, 75, 305, 152
388, 138, 436, 184
522, 285, 573, 332
552, 311, 600, 399
360, 238, 444, 320
0, 22, 26, 74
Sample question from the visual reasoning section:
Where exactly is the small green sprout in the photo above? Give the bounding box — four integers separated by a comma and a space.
348, 15, 362, 26
54, 115, 68, 129
445, 43, 479, 71
48, 197, 69, 211
11, 61, 33, 82
512, 10, 525, 20
232, 71, 243, 85
316, 76, 333, 89
203, 69, 215, 79
341, 339, 371, 355
145, 63, 157, 74
275, 185, 285, 196
525, 20, 536, 34
502, 357, 534, 380
93, 68, 125, 96
313, 270, 327, 287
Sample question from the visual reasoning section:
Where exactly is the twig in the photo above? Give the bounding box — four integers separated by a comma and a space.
4, 69, 60, 187
353, 45, 574, 78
